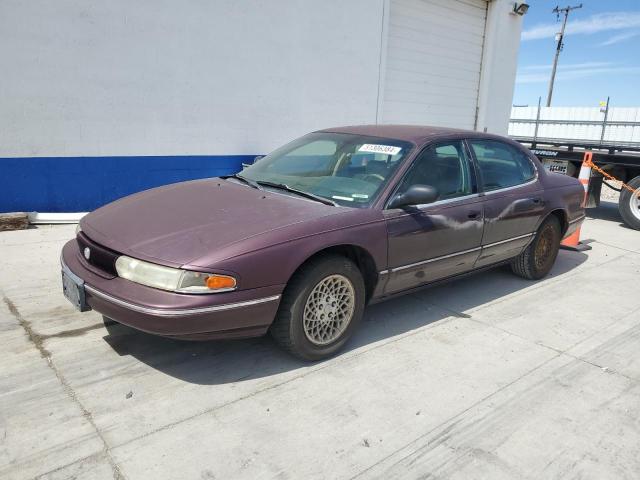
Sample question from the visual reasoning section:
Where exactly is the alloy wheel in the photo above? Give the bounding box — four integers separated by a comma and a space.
303, 274, 355, 346
534, 224, 555, 270
630, 187, 640, 221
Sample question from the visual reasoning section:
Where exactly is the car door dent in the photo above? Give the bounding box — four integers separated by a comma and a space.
388, 231, 535, 273
384, 198, 484, 293
389, 246, 483, 273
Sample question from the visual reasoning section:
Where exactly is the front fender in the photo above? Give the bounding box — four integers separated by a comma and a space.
202, 218, 389, 291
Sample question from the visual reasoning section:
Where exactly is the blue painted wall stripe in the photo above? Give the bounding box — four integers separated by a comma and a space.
0, 155, 253, 213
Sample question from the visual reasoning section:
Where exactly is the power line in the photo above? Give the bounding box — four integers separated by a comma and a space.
546, 4, 583, 107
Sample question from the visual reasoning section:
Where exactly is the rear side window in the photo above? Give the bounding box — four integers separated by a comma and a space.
469, 140, 536, 192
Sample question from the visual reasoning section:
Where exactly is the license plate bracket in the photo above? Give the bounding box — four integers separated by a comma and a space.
61, 265, 90, 312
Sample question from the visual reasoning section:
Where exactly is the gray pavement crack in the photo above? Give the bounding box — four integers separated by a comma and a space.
349, 295, 640, 479
592, 240, 640, 255
348, 351, 565, 480
469, 304, 640, 385
109, 313, 459, 451
2, 293, 126, 480
452, 249, 635, 317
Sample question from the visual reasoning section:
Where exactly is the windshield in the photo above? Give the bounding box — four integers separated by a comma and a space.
240, 132, 413, 207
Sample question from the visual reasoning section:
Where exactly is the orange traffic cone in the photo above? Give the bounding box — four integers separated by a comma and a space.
560, 151, 593, 251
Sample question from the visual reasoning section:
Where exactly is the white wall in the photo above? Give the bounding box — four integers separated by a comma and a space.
380, 0, 488, 129
475, 0, 524, 135
0, 0, 523, 159
0, 0, 385, 157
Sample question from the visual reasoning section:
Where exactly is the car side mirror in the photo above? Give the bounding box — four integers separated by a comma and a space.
388, 184, 439, 209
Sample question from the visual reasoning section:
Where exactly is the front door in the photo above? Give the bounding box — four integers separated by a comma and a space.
467, 139, 546, 267
384, 140, 484, 294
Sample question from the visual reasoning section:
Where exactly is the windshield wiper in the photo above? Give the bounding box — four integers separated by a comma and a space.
256, 181, 337, 206
221, 174, 261, 190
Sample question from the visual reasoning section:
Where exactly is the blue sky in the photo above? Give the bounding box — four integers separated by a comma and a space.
513, 0, 640, 107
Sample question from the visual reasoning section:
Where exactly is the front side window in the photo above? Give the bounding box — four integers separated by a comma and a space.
241, 132, 413, 207
469, 139, 536, 192
394, 141, 475, 203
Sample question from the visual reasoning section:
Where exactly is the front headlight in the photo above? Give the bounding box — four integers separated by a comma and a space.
115, 255, 236, 294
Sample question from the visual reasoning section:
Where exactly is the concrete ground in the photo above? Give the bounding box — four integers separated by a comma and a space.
1, 201, 639, 480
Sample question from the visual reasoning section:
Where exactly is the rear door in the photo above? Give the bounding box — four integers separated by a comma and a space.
384, 140, 484, 294
468, 139, 545, 267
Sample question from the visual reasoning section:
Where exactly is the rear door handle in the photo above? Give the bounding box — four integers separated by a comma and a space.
467, 210, 481, 219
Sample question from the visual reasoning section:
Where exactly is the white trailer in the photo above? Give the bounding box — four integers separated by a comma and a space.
509, 105, 640, 230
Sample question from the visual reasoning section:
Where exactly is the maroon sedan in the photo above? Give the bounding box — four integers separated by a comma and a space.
61, 125, 585, 360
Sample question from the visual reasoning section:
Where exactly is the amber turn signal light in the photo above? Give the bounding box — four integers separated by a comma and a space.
205, 275, 237, 290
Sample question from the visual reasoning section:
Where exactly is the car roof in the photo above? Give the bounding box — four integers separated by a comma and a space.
317, 124, 506, 147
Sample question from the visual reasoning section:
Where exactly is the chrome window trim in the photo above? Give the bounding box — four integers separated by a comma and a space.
466, 138, 540, 195
384, 193, 481, 213
386, 232, 535, 274
481, 177, 539, 196
383, 139, 478, 210
84, 285, 281, 317
411, 193, 481, 210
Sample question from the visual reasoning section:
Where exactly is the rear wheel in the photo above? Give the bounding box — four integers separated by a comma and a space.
270, 255, 365, 361
511, 215, 561, 280
618, 176, 640, 230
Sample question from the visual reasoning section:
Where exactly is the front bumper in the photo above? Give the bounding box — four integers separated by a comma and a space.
61, 239, 283, 340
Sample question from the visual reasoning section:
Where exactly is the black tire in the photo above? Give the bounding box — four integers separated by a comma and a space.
511, 215, 561, 280
618, 176, 640, 230
270, 254, 366, 361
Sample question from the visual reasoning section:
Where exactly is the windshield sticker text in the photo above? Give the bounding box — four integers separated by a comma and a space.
358, 144, 402, 155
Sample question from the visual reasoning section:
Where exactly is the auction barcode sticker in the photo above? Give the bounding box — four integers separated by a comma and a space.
358, 144, 402, 155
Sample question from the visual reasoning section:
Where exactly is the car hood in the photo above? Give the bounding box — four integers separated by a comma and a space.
81, 178, 344, 267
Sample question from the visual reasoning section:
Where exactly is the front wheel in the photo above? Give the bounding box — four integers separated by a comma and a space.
618, 176, 640, 230
270, 255, 365, 361
511, 215, 561, 280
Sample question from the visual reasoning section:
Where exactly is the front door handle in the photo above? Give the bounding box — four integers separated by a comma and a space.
467, 210, 481, 219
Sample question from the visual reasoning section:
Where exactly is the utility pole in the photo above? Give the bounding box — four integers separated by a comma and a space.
546, 4, 583, 107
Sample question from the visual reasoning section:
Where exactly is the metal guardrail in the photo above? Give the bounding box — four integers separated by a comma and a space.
509, 99, 640, 151
510, 119, 640, 127
511, 136, 640, 151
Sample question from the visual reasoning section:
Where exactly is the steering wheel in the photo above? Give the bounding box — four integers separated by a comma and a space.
359, 173, 385, 184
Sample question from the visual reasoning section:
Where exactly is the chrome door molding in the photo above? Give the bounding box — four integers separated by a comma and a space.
385, 232, 535, 274
389, 246, 482, 273
482, 232, 535, 248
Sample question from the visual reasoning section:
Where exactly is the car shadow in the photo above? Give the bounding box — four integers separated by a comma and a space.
587, 201, 634, 229
102, 249, 588, 385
